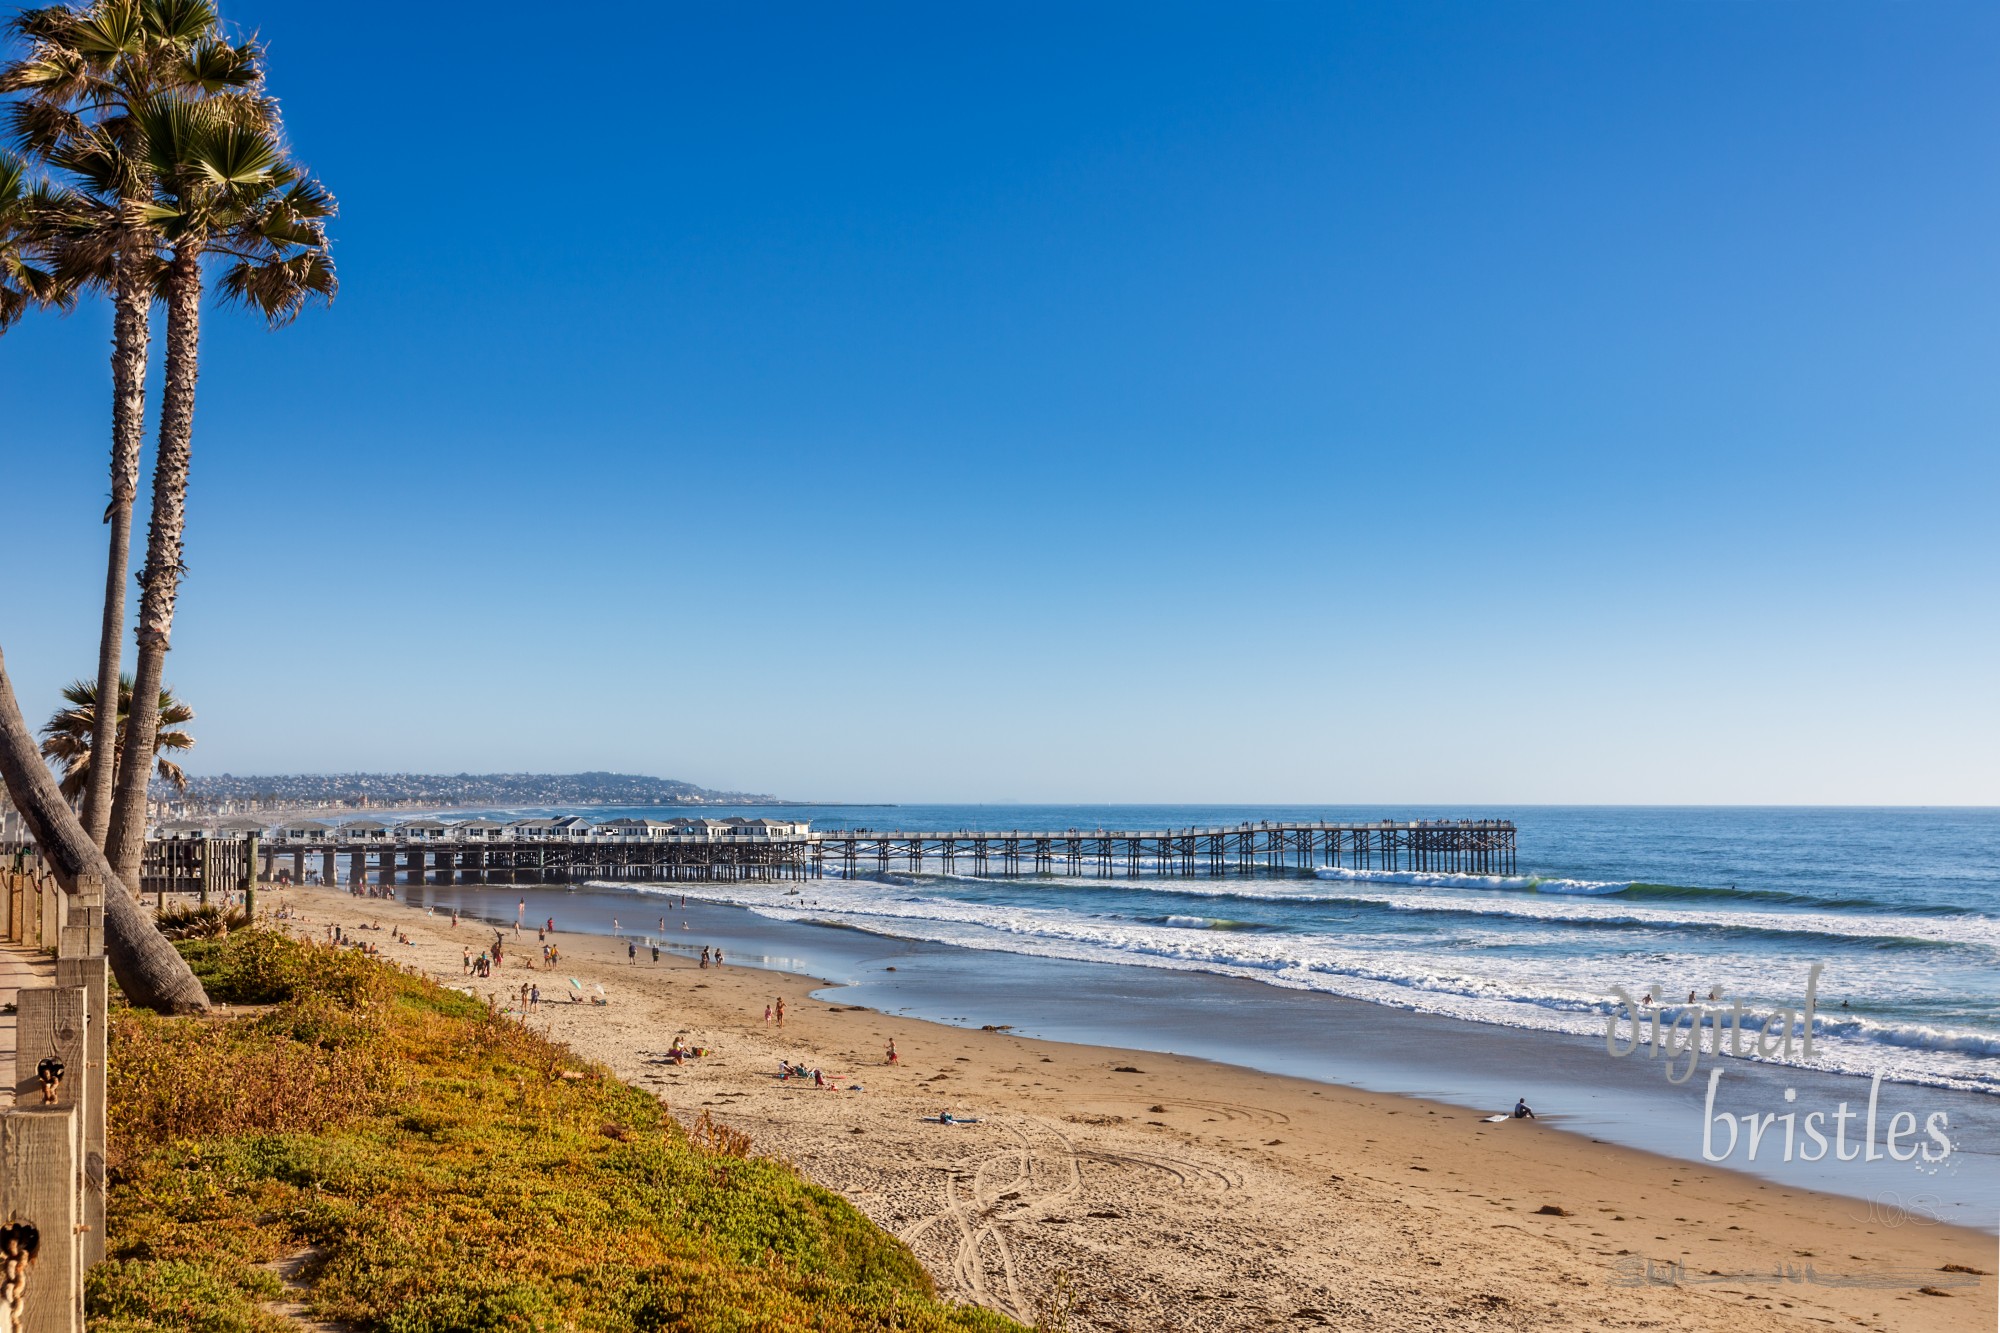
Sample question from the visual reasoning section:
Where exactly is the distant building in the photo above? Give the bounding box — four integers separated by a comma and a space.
275, 819, 334, 843
725, 816, 811, 838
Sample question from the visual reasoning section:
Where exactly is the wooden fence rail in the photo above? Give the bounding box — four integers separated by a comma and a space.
1, 852, 107, 1333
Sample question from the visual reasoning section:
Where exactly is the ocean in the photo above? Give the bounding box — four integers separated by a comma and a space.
539, 804, 1999, 1095
395, 803, 2000, 1225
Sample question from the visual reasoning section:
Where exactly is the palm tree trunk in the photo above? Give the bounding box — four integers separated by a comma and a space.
80, 246, 151, 847
0, 645, 210, 1013
106, 241, 202, 893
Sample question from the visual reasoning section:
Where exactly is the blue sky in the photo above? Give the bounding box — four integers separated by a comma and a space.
3, 1, 1996, 803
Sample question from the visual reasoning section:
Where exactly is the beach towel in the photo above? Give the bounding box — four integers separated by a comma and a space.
921, 1116, 982, 1124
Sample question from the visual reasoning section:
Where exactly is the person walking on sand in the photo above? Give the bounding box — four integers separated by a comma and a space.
764, 1004, 773, 1025
462, 946, 471, 975
714, 948, 724, 967
530, 983, 540, 1010
887, 1038, 900, 1065
700, 947, 710, 969
775, 997, 786, 1025
651, 942, 660, 963
628, 939, 637, 964
451, 908, 460, 928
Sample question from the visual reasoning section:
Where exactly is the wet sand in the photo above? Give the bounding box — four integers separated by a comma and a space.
284, 883, 1995, 1331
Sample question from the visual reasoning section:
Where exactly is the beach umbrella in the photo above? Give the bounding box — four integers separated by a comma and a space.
568, 977, 582, 991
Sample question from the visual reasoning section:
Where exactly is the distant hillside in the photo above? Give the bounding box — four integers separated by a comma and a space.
165, 771, 778, 813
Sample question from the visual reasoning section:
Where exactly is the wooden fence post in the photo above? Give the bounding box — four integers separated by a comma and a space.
50, 956, 106, 1275
241, 834, 257, 920
0, 1106, 82, 1333
12, 989, 86, 1111
8, 987, 88, 1333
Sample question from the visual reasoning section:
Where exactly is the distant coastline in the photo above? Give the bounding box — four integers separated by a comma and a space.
146, 770, 854, 818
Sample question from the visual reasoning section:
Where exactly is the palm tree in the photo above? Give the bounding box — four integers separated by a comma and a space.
0, 149, 69, 327
0, 646, 210, 1011
3, 0, 256, 847
103, 88, 334, 892
39, 675, 193, 806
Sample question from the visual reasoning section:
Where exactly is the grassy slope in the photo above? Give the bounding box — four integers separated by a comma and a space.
89, 932, 1023, 1333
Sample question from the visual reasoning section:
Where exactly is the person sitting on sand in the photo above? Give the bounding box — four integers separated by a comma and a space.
1513, 1097, 1536, 1120
938, 1109, 956, 1125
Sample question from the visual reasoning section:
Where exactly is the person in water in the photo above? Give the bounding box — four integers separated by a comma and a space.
1513, 1097, 1536, 1120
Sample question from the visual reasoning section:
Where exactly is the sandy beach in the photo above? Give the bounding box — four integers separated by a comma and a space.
277, 882, 1993, 1332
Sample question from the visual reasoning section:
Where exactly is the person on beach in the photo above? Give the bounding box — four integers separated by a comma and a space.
651, 943, 660, 963
886, 1038, 900, 1065
764, 1004, 773, 1025
700, 947, 710, 968
1513, 1097, 1536, 1120
462, 946, 471, 975
775, 997, 786, 1025
628, 940, 637, 965
546, 917, 554, 933
714, 948, 724, 967
529, 984, 539, 1010
451, 909, 459, 928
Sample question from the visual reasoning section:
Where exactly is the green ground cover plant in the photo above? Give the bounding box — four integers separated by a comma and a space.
90, 930, 1022, 1332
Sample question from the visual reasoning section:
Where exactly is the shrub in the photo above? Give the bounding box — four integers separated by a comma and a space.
154, 904, 252, 940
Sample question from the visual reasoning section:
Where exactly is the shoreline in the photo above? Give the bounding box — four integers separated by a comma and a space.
277, 881, 1994, 1331
352, 875, 2000, 1226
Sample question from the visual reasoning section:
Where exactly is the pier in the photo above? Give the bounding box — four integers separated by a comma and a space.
98, 818, 1518, 890
812, 820, 1516, 879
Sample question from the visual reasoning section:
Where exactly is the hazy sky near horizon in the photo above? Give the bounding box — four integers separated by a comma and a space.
3, 2, 1997, 805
